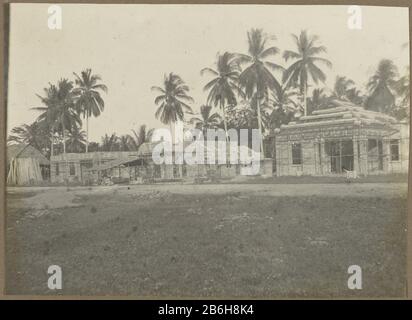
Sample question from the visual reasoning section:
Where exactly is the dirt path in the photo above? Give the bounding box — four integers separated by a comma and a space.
7, 182, 408, 208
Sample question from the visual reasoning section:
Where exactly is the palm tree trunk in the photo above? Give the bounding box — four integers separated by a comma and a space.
170, 122, 174, 145
256, 96, 265, 156
85, 113, 89, 153
303, 81, 307, 116
50, 131, 54, 158
62, 121, 66, 154
221, 100, 228, 141
62, 118, 68, 182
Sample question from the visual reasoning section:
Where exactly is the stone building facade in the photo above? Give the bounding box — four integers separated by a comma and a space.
273, 101, 409, 176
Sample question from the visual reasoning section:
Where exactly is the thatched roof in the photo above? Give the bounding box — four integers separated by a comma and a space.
7, 144, 49, 165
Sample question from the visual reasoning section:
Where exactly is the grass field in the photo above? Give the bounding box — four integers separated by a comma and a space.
5, 181, 408, 297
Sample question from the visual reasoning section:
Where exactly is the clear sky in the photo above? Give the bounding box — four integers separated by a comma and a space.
7, 4, 409, 142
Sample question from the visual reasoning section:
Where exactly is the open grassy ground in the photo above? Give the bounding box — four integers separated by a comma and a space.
5, 181, 408, 298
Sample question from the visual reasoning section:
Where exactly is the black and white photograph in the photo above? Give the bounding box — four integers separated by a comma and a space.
4, 3, 410, 298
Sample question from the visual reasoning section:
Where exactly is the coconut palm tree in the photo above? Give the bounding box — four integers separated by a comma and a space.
201, 52, 240, 136
151, 73, 194, 142
55, 79, 80, 154
189, 105, 221, 135
33, 83, 60, 157
73, 68, 108, 153
237, 28, 283, 153
33, 79, 80, 156
365, 59, 398, 113
66, 125, 86, 153
283, 30, 332, 116
129, 124, 154, 151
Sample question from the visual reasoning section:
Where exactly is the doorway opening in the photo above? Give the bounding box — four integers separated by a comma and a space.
326, 140, 354, 173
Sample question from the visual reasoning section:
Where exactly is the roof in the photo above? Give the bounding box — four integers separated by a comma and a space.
137, 142, 161, 157
7, 144, 50, 165
87, 157, 138, 172
278, 99, 399, 132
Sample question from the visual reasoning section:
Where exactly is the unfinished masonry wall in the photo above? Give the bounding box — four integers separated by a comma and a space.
275, 123, 399, 176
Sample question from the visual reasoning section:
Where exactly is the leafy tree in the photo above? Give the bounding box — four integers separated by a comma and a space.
394, 67, 410, 107
365, 59, 398, 113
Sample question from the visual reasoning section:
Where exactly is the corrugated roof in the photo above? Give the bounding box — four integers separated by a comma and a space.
7, 144, 50, 165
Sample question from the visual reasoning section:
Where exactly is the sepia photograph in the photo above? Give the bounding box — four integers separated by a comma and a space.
3, 3, 410, 298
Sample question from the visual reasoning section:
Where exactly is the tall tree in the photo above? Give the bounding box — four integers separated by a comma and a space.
201, 52, 240, 136
33, 79, 80, 157
189, 105, 221, 135
237, 28, 283, 153
73, 68, 108, 153
151, 73, 194, 143
32, 83, 60, 157
365, 59, 398, 113
283, 30, 332, 116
